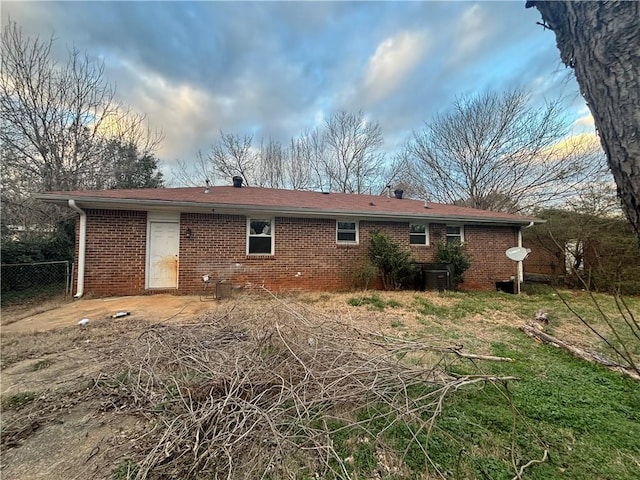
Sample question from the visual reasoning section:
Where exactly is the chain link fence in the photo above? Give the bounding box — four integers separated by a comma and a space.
1, 261, 72, 306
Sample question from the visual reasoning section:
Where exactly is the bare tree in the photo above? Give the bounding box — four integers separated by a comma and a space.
176, 111, 387, 193
172, 151, 217, 187
0, 21, 163, 233
384, 150, 428, 199
526, 1, 640, 239
566, 166, 621, 219
174, 134, 309, 189
205, 131, 256, 186
255, 138, 286, 189
289, 128, 327, 191
322, 111, 385, 194
404, 90, 603, 213
0, 22, 162, 191
285, 134, 314, 190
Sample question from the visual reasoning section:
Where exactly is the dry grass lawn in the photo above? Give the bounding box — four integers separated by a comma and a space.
1, 288, 638, 479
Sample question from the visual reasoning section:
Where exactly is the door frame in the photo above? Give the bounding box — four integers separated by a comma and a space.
145, 211, 180, 289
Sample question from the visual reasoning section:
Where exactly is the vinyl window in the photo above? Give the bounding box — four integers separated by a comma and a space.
336, 221, 358, 244
446, 225, 464, 244
247, 218, 274, 255
409, 224, 428, 245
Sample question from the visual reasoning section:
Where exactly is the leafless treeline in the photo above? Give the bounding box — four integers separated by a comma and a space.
175, 91, 606, 215
174, 110, 399, 196
1, 21, 163, 233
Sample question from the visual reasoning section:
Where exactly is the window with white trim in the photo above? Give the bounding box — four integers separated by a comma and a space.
409, 223, 428, 245
446, 225, 464, 244
247, 218, 274, 255
336, 221, 358, 244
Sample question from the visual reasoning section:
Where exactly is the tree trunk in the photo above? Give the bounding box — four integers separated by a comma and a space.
527, 1, 640, 239
520, 324, 640, 381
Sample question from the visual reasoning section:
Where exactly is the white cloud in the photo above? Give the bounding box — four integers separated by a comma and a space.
122, 65, 222, 161
574, 111, 595, 130
362, 30, 430, 104
451, 4, 490, 64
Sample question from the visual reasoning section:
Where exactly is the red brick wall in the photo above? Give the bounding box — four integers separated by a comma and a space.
78, 210, 519, 295
460, 225, 519, 290
177, 216, 442, 293
80, 209, 147, 296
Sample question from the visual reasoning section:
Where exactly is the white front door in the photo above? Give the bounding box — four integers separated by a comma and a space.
147, 221, 180, 289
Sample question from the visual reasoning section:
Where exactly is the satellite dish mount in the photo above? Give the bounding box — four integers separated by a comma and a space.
505, 247, 531, 262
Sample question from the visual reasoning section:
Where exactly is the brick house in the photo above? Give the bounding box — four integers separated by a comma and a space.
37, 184, 541, 297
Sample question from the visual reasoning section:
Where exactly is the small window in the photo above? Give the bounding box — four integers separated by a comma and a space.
446, 225, 464, 244
337, 221, 358, 244
410, 224, 428, 245
247, 218, 274, 255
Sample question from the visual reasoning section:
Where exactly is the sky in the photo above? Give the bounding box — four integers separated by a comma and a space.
3, 1, 595, 185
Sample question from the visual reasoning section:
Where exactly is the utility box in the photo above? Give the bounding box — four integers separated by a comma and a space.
416, 263, 454, 291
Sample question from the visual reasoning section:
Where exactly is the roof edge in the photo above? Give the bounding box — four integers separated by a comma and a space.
34, 193, 544, 226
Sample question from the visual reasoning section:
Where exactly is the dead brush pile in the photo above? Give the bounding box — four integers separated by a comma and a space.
97, 298, 516, 479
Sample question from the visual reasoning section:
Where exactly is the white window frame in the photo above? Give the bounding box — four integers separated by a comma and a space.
409, 223, 429, 246
247, 217, 274, 255
336, 220, 359, 244
446, 225, 465, 244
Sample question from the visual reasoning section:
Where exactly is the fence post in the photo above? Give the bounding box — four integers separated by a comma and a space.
70, 262, 75, 297
65, 261, 70, 297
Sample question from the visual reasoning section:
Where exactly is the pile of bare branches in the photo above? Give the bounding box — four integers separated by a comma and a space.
96, 300, 519, 479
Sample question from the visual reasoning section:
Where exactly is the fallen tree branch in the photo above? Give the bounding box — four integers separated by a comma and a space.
91, 301, 531, 479
520, 325, 640, 381
511, 449, 549, 480
455, 352, 514, 362
360, 333, 515, 362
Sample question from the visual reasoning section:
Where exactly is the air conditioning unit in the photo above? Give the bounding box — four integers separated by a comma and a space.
417, 263, 454, 291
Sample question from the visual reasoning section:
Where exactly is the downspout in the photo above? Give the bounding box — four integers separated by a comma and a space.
517, 222, 535, 294
68, 200, 86, 298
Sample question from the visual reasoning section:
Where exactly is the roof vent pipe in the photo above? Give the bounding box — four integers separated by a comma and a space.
393, 189, 404, 199
232, 176, 243, 188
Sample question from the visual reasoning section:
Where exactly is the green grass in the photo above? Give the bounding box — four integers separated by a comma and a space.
344, 289, 640, 479
111, 459, 139, 480
446, 334, 640, 480
32, 359, 52, 371
332, 335, 640, 479
347, 294, 402, 311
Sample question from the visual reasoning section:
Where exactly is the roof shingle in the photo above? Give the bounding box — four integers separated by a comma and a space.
37, 186, 541, 225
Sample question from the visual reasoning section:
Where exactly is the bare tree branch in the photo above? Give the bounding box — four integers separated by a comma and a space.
404, 90, 604, 213
1, 21, 164, 231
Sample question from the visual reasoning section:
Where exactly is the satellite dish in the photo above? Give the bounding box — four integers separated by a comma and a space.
506, 247, 531, 262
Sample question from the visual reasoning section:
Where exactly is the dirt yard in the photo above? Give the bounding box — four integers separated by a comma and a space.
0, 294, 231, 479
0, 292, 399, 479
2, 290, 634, 479
1, 294, 215, 333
